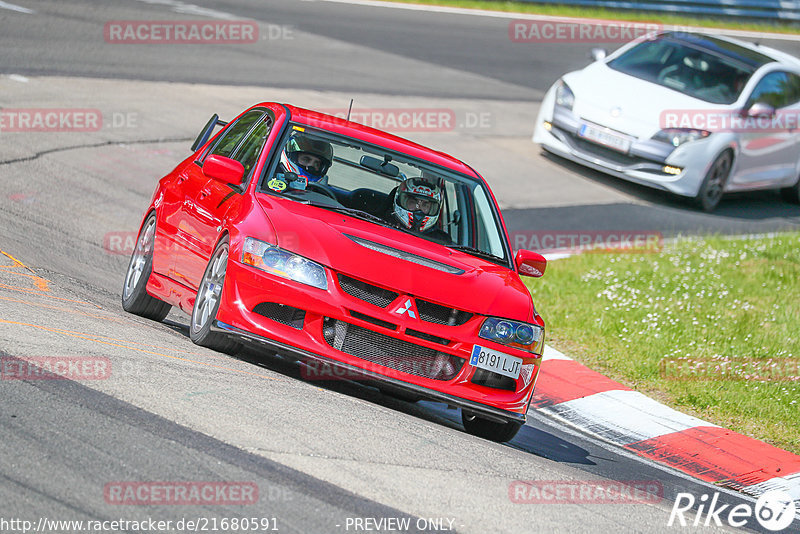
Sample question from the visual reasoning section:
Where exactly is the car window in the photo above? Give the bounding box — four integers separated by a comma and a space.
231, 116, 273, 179
208, 110, 264, 159
747, 71, 800, 109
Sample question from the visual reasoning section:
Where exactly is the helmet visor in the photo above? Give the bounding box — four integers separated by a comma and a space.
397, 192, 440, 216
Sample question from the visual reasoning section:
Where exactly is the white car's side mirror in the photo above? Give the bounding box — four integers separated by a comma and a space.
590, 48, 607, 62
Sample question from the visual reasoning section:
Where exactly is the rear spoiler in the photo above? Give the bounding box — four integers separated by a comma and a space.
191, 114, 228, 152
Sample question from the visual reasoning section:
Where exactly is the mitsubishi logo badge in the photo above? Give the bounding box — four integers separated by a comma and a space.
394, 299, 417, 319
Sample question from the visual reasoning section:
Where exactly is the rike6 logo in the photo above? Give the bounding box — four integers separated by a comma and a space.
669, 490, 796, 531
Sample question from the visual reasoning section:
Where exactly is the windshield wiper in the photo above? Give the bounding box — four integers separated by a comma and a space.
445, 244, 504, 263
297, 200, 390, 225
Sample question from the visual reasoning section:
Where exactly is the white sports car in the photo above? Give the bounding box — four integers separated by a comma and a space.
533, 31, 800, 211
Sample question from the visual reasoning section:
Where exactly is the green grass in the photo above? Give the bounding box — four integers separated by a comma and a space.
383, 0, 800, 34
525, 233, 800, 454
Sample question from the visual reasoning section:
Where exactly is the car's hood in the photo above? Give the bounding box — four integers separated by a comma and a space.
255, 194, 533, 321
564, 62, 728, 139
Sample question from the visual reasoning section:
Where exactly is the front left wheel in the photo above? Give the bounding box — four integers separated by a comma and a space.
122, 213, 171, 321
189, 237, 241, 354
694, 151, 732, 212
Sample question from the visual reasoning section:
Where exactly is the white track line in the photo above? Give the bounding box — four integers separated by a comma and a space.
0, 1, 34, 14
316, 0, 800, 42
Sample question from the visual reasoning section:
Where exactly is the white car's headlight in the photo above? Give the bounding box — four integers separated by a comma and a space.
479, 317, 545, 355
242, 237, 328, 290
555, 80, 575, 111
652, 128, 710, 147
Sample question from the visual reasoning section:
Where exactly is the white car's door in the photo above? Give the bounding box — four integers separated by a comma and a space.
732, 71, 800, 189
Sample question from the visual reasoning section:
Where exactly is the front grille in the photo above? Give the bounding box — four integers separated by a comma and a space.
471, 368, 517, 391
338, 274, 398, 308
405, 328, 449, 346
322, 318, 463, 381
253, 302, 306, 329
416, 299, 473, 326
349, 310, 397, 331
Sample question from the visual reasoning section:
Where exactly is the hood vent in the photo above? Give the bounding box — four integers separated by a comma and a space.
344, 234, 464, 275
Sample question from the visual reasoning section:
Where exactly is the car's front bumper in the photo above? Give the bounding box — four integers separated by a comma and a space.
214, 258, 542, 423
533, 105, 709, 198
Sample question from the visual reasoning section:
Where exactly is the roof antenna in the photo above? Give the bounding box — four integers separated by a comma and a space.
346, 99, 354, 122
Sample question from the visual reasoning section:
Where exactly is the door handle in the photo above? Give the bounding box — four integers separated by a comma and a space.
199, 189, 211, 199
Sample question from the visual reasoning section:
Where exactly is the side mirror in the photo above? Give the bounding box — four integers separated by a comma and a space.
202, 155, 244, 185
746, 102, 776, 119
515, 249, 546, 278
191, 114, 227, 152
590, 48, 607, 62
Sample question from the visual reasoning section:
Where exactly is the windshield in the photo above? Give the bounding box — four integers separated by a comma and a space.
607, 37, 756, 104
259, 124, 509, 264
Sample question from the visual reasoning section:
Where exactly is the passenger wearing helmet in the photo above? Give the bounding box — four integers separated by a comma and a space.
390, 177, 451, 243
278, 133, 334, 188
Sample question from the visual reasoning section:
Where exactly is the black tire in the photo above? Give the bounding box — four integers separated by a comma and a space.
189, 237, 241, 354
121, 213, 171, 321
694, 151, 732, 212
780, 178, 800, 204
462, 411, 522, 443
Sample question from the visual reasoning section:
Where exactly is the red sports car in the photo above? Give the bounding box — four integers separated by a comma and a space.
122, 103, 547, 442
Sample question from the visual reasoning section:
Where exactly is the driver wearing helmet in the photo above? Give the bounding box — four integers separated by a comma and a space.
390, 177, 451, 243
271, 133, 334, 192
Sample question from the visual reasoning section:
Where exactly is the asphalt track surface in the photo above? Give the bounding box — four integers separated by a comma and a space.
0, 1, 797, 533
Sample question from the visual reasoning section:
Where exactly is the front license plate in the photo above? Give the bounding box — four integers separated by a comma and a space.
470, 345, 522, 379
579, 123, 631, 153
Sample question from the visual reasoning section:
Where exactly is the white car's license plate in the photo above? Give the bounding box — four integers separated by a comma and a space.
579, 123, 631, 153
470, 345, 522, 379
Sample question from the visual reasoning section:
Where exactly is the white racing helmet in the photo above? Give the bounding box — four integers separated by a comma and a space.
393, 177, 443, 232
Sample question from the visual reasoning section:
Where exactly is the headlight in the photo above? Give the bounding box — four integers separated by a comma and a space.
555, 81, 575, 111
652, 128, 710, 147
479, 317, 545, 355
242, 237, 328, 290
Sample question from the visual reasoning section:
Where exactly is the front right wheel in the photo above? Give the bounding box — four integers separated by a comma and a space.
462, 411, 522, 443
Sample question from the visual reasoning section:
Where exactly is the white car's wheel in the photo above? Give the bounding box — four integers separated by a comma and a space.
695, 151, 732, 212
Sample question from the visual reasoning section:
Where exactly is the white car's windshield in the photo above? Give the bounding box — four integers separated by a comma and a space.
607, 34, 769, 104
261, 124, 509, 264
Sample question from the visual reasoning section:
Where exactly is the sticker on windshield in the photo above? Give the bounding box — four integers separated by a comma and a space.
268, 178, 287, 192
